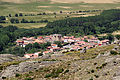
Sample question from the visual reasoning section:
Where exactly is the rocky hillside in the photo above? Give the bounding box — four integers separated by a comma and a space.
0, 44, 120, 80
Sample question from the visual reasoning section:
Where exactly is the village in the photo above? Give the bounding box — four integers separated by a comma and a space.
16, 34, 110, 58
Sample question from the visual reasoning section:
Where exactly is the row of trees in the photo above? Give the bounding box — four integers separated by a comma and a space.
10, 18, 48, 24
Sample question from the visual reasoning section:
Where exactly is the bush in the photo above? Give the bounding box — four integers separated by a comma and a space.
24, 77, 33, 80
0, 66, 4, 70
102, 63, 107, 67
91, 69, 95, 73
94, 75, 99, 78
89, 78, 93, 80
110, 50, 118, 55
44, 73, 52, 78
15, 73, 20, 77
56, 68, 64, 74
64, 69, 69, 73
2, 77, 6, 79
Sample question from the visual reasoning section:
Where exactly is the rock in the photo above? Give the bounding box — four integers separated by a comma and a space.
113, 76, 120, 80
96, 53, 102, 58
105, 57, 115, 63
103, 51, 111, 56
0, 60, 59, 78
0, 54, 27, 64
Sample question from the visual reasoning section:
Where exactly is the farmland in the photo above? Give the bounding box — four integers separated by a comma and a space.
0, 1, 120, 28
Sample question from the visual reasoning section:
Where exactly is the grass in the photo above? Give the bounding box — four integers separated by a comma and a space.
0, 2, 120, 15
0, 61, 22, 72
1, 1, 120, 28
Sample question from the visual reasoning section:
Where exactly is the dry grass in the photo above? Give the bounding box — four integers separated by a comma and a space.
0, 0, 120, 3
51, 0, 120, 3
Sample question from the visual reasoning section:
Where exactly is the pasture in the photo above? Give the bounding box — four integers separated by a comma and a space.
0, 1, 120, 28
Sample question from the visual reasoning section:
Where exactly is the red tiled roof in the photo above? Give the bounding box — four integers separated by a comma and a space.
51, 44, 57, 46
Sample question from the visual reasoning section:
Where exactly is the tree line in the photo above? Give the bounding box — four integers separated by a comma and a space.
10, 18, 48, 24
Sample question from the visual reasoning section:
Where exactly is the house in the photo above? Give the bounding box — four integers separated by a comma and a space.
43, 50, 52, 55
50, 47, 61, 52
37, 36, 43, 40
101, 40, 109, 45
51, 44, 58, 48
16, 39, 24, 46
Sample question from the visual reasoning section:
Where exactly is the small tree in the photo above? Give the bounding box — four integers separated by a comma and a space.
15, 14, 18, 17
54, 41, 63, 47
19, 13, 23, 16
115, 35, 120, 40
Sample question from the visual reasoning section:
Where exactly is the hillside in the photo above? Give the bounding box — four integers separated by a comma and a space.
0, 0, 49, 3
0, 0, 120, 3
1, 44, 120, 80
51, 0, 120, 3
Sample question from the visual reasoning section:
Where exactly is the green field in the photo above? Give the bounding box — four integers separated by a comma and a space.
0, 1, 120, 28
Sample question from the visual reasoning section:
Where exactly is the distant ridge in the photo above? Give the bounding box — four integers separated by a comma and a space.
0, 0, 49, 3
0, 0, 120, 3
51, 0, 120, 3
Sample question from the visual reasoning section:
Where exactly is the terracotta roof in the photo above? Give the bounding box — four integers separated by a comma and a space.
51, 44, 57, 46
43, 51, 52, 54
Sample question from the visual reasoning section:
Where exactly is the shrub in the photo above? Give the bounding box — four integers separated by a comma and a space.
2, 77, 6, 79
44, 73, 52, 78
29, 71, 33, 74
56, 68, 64, 74
110, 50, 118, 55
64, 69, 69, 73
102, 63, 107, 67
51, 74, 59, 78
0, 66, 4, 70
94, 63, 97, 65
94, 75, 99, 78
89, 78, 93, 80
15, 73, 20, 77
91, 69, 95, 73
24, 77, 33, 80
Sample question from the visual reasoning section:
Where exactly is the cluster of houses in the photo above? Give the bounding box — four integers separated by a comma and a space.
16, 34, 110, 58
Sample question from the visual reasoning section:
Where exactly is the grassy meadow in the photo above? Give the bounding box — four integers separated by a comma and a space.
0, 1, 120, 28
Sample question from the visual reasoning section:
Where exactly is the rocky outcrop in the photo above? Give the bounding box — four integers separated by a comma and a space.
0, 61, 59, 78
0, 54, 27, 64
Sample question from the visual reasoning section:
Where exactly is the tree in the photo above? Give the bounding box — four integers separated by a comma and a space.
10, 18, 19, 23
60, 11, 62, 14
4, 25, 18, 32
9, 14, 12, 17
25, 44, 33, 51
0, 16, 6, 20
0, 25, 3, 28
107, 34, 114, 42
15, 14, 18, 17
54, 41, 63, 47
19, 13, 23, 16
115, 35, 120, 40
33, 42, 40, 49
0, 45, 3, 51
